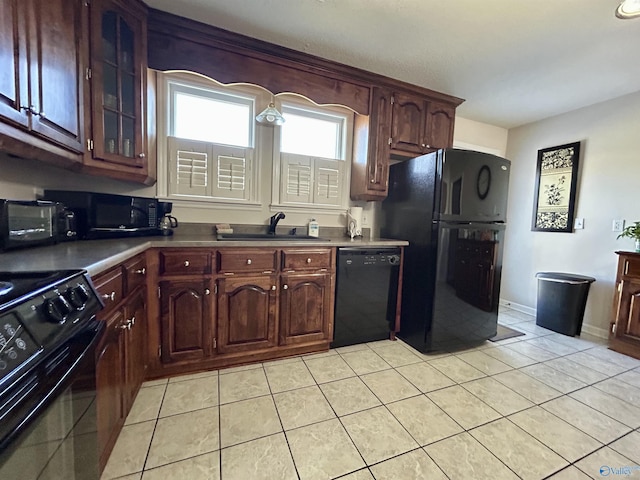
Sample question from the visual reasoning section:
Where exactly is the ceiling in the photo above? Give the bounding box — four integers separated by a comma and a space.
145, 0, 640, 129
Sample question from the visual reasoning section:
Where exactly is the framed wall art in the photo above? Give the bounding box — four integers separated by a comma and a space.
531, 141, 581, 232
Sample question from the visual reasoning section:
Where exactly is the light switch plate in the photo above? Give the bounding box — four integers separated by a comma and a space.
613, 219, 625, 232
574, 218, 584, 229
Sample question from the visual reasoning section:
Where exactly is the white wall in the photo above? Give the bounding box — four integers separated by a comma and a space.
453, 116, 509, 157
501, 90, 640, 337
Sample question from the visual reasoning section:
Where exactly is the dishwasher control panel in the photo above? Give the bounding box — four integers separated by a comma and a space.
338, 248, 401, 268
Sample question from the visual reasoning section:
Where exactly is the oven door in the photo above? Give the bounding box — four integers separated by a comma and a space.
0, 319, 105, 479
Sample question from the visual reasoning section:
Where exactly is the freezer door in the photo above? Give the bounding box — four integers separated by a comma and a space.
437, 149, 510, 223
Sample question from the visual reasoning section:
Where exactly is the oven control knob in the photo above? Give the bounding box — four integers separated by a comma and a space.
45, 295, 72, 323
67, 284, 89, 309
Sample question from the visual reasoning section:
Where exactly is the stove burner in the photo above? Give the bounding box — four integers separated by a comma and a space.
0, 282, 13, 296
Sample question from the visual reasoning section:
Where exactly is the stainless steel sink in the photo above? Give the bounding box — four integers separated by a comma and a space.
216, 233, 329, 241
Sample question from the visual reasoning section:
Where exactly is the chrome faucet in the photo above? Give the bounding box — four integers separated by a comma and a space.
268, 212, 285, 234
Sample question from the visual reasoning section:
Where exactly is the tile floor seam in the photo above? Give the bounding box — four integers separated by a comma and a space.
115, 308, 639, 480
566, 385, 640, 430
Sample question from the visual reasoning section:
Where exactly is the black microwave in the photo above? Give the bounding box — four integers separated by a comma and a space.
42, 190, 160, 239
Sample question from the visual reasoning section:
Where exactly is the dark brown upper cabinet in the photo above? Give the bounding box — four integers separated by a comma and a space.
84, 0, 153, 184
390, 93, 455, 157
0, 0, 85, 155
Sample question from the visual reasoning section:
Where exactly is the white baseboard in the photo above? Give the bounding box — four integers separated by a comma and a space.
500, 297, 609, 339
580, 324, 609, 340
499, 298, 536, 316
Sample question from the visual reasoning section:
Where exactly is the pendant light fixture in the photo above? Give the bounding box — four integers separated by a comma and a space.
616, 0, 640, 18
256, 101, 285, 126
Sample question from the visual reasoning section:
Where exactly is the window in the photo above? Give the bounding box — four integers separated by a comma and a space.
274, 100, 352, 210
158, 74, 261, 206
169, 83, 254, 147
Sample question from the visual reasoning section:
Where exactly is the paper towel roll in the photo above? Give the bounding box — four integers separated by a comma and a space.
348, 207, 363, 236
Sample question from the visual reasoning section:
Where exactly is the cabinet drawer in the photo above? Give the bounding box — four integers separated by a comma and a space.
217, 249, 278, 274
159, 251, 212, 276
622, 257, 640, 278
124, 255, 147, 292
93, 267, 124, 315
281, 248, 333, 271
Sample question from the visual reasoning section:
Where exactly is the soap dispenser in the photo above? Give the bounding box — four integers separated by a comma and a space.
308, 218, 319, 237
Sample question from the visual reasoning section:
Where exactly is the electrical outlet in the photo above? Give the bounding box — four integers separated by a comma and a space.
613, 219, 625, 232
362, 214, 368, 226
574, 218, 584, 229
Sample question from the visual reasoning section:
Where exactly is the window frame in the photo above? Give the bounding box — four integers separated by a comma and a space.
271, 96, 354, 213
156, 71, 264, 209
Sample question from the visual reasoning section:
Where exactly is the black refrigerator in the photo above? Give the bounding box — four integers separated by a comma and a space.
381, 148, 511, 352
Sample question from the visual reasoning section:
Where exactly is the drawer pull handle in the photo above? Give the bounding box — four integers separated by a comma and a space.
247, 259, 252, 265
271, 285, 276, 290
204, 288, 210, 295
184, 261, 190, 267
306, 258, 312, 263
283, 284, 288, 290
101, 292, 116, 301
138, 153, 146, 159
134, 268, 146, 275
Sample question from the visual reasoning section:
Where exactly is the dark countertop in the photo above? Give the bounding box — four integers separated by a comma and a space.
0, 235, 408, 277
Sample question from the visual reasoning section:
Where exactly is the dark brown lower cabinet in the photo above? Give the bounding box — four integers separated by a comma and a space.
217, 275, 278, 354
159, 279, 213, 363
610, 252, 640, 360
95, 308, 125, 472
279, 273, 332, 345
123, 287, 147, 412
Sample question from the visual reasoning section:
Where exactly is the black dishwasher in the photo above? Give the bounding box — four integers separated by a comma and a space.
332, 247, 401, 348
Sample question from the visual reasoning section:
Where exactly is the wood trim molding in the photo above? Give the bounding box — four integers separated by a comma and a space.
147, 9, 464, 115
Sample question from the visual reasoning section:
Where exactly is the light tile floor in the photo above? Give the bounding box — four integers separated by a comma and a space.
102, 307, 640, 480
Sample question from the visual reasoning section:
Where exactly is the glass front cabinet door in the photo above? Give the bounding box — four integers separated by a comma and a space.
87, 0, 149, 181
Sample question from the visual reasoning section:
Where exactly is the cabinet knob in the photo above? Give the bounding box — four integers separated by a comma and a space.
283, 284, 288, 290
247, 259, 252, 265
128, 316, 136, 326
271, 285, 276, 290
134, 268, 146, 275
421, 143, 426, 148
138, 153, 146, 159
370, 178, 375, 183
426, 144, 431, 149
306, 258, 312, 264
184, 261, 190, 267
204, 288, 210, 295
101, 291, 116, 301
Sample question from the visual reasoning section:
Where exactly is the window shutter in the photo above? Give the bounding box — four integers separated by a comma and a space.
168, 137, 211, 197
314, 157, 343, 206
211, 146, 252, 200
281, 153, 312, 204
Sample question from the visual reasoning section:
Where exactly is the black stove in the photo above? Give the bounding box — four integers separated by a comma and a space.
0, 269, 103, 388
0, 270, 104, 478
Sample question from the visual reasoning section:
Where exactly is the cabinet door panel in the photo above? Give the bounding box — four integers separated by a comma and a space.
27, 0, 84, 151
123, 287, 146, 412
0, 0, 28, 127
217, 276, 277, 354
96, 308, 125, 472
424, 101, 455, 150
390, 92, 426, 154
89, 0, 146, 166
368, 87, 391, 193
160, 280, 212, 363
279, 273, 332, 345
616, 279, 640, 341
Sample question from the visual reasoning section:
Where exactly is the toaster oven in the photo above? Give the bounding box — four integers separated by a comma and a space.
0, 200, 59, 251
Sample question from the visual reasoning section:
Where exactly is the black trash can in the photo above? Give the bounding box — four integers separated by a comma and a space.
535, 272, 596, 336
